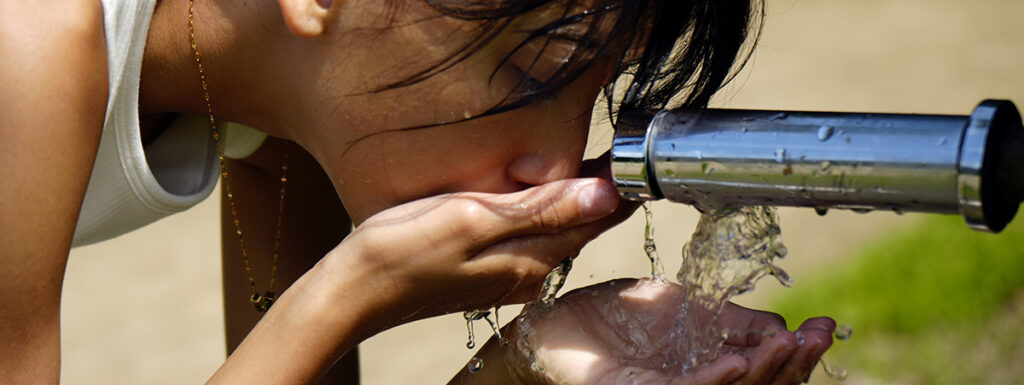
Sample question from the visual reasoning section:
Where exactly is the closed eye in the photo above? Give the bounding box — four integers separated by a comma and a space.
508, 64, 545, 95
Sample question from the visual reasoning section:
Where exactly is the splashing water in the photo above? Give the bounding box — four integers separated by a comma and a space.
670, 206, 792, 372
537, 258, 574, 310
513, 206, 794, 377
463, 307, 504, 350
462, 253, 575, 371
504, 204, 853, 382
817, 324, 854, 380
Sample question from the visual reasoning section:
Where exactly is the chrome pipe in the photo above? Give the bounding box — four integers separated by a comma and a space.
611, 100, 1024, 233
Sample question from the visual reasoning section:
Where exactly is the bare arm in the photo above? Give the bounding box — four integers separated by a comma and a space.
0, 1, 108, 382
207, 161, 632, 384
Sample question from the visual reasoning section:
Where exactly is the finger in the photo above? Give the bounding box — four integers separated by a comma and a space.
498, 280, 544, 305
720, 303, 789, 348
733, 330, 798, 385
460, 178, 620, 244
771, 317, 835, 385
675, 354, 748, 385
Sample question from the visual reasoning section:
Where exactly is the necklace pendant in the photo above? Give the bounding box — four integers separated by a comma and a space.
249, 292, 276, 312
262, 291, 276, 310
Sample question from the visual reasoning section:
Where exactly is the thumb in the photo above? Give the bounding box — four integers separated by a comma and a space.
444, 178, 619, 251
497, 178, 619, 236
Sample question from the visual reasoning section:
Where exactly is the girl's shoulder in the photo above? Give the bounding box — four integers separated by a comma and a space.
0, 2, 109, 102
1, 2, 107, 51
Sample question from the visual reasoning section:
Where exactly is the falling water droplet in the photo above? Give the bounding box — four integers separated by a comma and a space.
695, 151, 703, 160
467, 357, 484, 373
820, 358, 848, 380
463, 313, 478, 349
770, 265, 794, 287
835, 324, 853, 340
485, 309, 504, 345
936, 136, 948, 146
817, 125, 835, 142
770, 112, 789, 120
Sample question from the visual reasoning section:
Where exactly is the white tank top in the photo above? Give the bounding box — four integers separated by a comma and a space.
74, 0, 266, 246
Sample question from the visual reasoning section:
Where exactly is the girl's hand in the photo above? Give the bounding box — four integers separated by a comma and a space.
314, 176, 635, 335
453, 279, 834, 385
211, 155, 638, 384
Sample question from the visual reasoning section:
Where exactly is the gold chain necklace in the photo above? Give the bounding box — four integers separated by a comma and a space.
188, 0, 288, 312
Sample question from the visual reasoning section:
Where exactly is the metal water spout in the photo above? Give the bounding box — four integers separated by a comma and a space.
611, 100, 1024, 233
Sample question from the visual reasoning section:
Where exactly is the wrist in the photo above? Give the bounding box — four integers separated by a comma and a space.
294, 250, 379, 353
308, 234, 419, 338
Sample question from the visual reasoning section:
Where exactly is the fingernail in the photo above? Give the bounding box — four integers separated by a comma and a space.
577, 181, 617, 219
317, 0, 333, 9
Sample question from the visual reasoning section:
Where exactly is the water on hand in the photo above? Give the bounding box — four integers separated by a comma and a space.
518, 206, 794, 376
499, 204, 810, 381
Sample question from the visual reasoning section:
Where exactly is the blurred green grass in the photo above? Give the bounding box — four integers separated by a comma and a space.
769, 210, 1024, 384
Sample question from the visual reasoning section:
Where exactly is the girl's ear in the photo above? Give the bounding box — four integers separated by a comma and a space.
277, 0, 333, 38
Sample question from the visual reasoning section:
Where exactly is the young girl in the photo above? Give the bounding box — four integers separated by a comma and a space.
1, 0, 833, 383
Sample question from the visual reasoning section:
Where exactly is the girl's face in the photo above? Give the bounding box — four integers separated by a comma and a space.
292, 1, 625, 223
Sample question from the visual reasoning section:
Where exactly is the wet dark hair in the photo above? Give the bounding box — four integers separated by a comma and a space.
378, 0, 763, 128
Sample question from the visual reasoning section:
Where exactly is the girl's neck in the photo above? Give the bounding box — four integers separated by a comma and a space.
139, 0, 296, 140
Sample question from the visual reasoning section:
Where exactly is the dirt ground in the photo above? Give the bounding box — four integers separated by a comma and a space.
62, 1, 1024, 384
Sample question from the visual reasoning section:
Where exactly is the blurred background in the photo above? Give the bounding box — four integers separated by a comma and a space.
62, 0, 1024, 384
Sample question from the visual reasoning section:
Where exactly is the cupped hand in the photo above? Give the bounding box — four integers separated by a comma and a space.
492, 279, 834, 385
313, 167, 638, 334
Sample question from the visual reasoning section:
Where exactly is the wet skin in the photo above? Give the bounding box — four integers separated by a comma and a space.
453, 279, 836, 385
